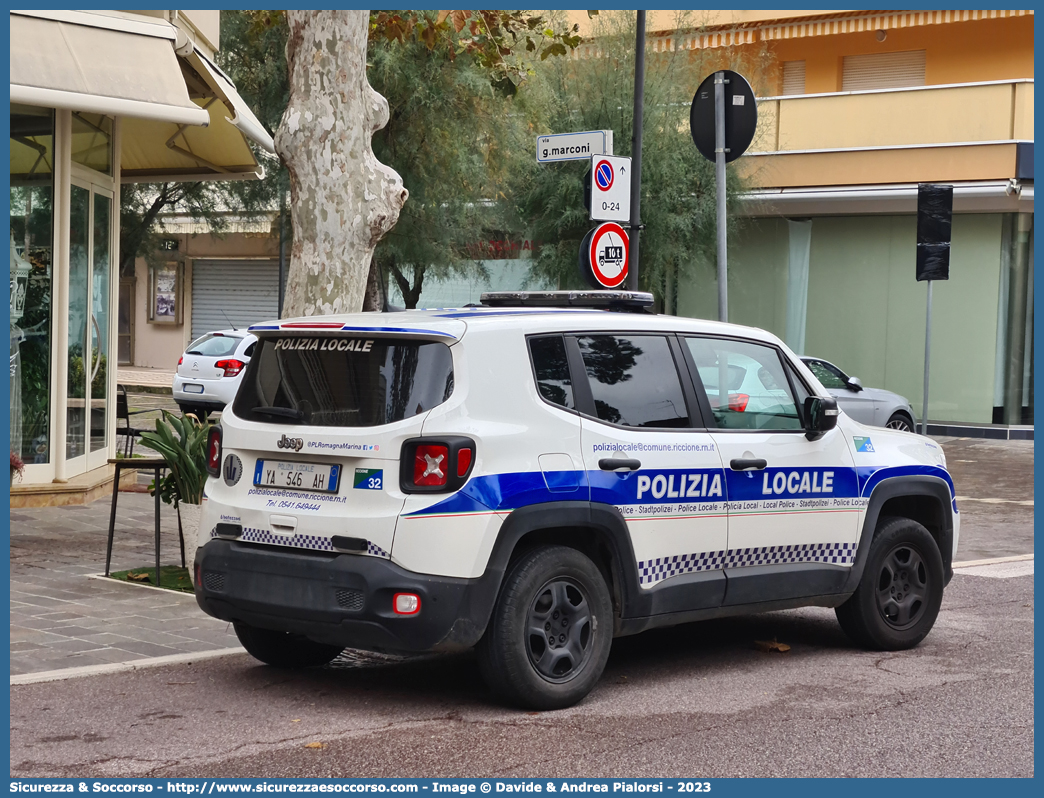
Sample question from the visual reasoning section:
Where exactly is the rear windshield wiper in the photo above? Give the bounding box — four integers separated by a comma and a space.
252, 406, 305, 421
185, 350, 203, 355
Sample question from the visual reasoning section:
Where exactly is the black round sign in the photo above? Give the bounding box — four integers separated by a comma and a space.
690, 70, 757, 164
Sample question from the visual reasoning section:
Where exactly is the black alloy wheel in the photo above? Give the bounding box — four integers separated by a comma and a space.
477, 545, 613, 710
526, 577, 595, 682
835, 516, 944, 650
875, 542, 930, 630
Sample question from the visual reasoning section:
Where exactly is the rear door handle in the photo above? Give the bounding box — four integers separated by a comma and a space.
599, 458, 642, 471
730, 458, 767, 471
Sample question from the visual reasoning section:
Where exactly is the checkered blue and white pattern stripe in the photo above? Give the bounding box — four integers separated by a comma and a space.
638, 542, 856, 586
210, 527, 390, 559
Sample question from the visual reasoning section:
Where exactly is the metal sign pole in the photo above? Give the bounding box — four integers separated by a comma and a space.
627, 10, 646, 291
921, 280, 933, 435
714, 71, 728, 323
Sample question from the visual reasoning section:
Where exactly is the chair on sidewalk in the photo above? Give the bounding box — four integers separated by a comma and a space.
115, 384, 150, 457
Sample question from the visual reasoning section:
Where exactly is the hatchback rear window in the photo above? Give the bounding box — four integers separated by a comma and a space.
233, 336, 454, 427
185, 333, 242, 358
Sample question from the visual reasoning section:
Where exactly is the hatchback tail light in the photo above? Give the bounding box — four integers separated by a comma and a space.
215, 359, 245, 377
178, 356, 183, 366
728, 393, 750, 412
400, 437, 476, 493
206, 427, 222, 476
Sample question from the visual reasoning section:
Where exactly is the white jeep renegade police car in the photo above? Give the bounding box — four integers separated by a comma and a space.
195, 291, 958, 710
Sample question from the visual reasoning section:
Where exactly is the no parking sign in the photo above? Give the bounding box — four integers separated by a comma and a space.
579, 222, 630, 289
588, 154, 631, 222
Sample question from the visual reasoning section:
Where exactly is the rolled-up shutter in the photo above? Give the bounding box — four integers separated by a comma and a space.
190, 259, 279, 340
842, 50, 926, 92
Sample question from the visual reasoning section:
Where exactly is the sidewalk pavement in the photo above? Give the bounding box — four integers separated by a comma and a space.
8, 436, 1033, 679
117, 365, 175, 391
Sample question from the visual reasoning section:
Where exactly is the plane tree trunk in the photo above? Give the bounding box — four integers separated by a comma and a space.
275, 10, 408, 318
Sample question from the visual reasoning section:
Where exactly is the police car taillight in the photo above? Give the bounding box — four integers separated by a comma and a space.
400, 437, 476, 493
413, 445, 449, 487
205, 427, 222, 476
393, 593, 421, 615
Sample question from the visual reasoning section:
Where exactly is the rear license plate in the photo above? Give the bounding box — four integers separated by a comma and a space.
183, 383, 204, 394
253, 460, 341, 493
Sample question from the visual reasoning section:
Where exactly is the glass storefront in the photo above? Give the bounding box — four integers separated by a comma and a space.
10, 104, 53, 465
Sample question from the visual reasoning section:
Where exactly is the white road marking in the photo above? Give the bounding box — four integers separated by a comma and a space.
11, 647, 246, 686
953, 554, 1034, 579
954, 496, 1033, 506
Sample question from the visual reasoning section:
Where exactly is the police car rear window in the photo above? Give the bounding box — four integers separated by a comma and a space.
233, 337, 454, 427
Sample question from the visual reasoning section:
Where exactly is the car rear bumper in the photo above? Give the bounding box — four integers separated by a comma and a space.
173, 375, 235, 408
194, 539, 495, 655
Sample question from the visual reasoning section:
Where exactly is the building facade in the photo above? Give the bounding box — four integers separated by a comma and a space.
568, 9, 1034, 430
9, 9, 274, 498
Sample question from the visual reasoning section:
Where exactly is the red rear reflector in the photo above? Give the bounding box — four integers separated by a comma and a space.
728, 393, 750, 412
456, 447, 472, 478
215, 359, 245, 377
414, 445, 448, 486
393, 593, 421, 615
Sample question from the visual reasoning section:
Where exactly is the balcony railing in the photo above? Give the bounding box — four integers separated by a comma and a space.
741, 79, 1033, 188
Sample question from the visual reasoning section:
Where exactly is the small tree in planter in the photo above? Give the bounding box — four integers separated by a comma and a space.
139, 411, 211, 584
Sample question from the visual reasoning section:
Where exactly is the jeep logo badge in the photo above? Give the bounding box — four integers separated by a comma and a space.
277, 434, 304, 452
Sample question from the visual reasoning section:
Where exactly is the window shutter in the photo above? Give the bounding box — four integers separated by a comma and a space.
782, 60, 806, 95
842, 50, 926, 91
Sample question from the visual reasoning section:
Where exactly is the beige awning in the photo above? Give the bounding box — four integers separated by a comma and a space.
10, 11, 275, 183
9, 13, 209, 127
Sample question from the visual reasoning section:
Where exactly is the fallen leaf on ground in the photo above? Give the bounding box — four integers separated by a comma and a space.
754, 639, 791, 653
127, 572, 150, 582
304, 742, 325, 749
291, 719, 301, 723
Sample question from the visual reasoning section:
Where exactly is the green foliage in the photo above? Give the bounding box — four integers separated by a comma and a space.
509, 11, 773, 312
368, 12, 537, 307
370, 10, 582, 93
139, 410, 211, 507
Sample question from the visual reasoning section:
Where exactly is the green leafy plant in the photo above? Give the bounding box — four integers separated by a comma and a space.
139, 410, 211, 507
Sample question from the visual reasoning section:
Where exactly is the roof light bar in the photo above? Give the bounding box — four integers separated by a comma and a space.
480, 290, 655, 311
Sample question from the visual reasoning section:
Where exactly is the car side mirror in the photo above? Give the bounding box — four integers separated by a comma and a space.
804, 395, 839, 441
846, 376, 863, 392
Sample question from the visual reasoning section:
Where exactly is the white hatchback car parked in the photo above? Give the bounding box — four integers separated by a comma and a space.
173, 330, 257, 420
193, 291, 958, 710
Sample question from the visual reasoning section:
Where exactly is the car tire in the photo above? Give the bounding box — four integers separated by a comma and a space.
233, 621, 343, 668
178, 404, 209, 422
477, 545, 613, 711
885, 413, 914, 432
836, 516, 944, 650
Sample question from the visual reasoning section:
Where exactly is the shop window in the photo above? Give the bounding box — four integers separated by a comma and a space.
10, 105, 54, 465
71, 112, 113, 176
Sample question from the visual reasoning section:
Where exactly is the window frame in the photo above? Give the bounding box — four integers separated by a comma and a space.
678, 334, 815, 434
560, 330, 707, 431
525, 333, 580, 415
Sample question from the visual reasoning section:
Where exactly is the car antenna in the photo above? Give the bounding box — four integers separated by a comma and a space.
220, 309, 238, 331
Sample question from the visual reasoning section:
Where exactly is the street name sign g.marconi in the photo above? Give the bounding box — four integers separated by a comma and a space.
579, 222, 630, 288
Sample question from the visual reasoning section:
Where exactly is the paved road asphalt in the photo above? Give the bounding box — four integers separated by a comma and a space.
9, 569, 1032, 778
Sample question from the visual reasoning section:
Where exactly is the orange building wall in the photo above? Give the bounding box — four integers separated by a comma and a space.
766, 16, 1033, 93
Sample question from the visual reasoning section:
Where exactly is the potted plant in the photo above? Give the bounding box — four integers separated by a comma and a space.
10, 451, 24, 485
139, 410, 211, 584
